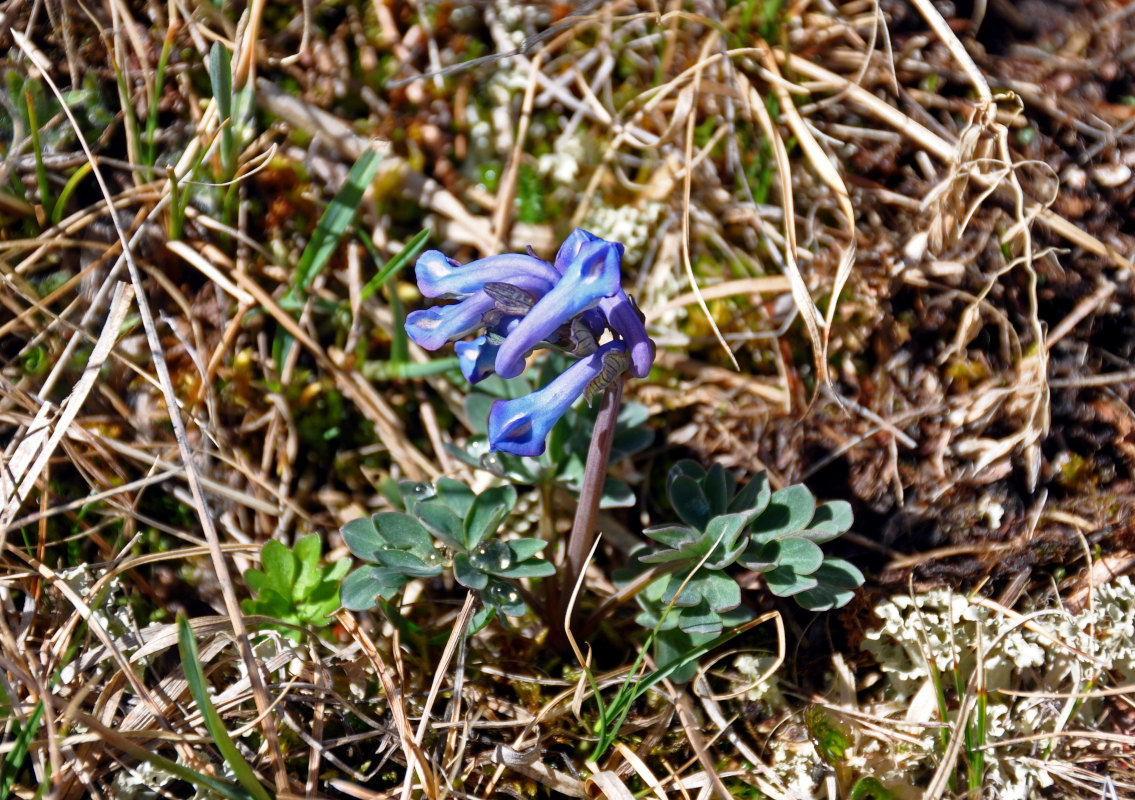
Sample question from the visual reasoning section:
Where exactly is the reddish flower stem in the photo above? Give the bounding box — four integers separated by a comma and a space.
555, 377, 624, 641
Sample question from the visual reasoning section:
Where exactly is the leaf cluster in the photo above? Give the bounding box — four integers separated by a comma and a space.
340, 479, 555, 630
618, 461, 864, 680
242, 534, 350, 642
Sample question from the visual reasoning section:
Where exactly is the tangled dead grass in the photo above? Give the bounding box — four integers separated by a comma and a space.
1, 0, 1134, 797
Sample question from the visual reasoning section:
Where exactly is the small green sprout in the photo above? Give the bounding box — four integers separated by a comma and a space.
242, 534, 350, 642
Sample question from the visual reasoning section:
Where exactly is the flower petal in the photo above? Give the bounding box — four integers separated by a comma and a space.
599, 290, 655, 378
454, 336, 497, 383
552, 228, 598, 274
405, 292, 495, 350
494, 239, 624, 379
488, 341, 627, 456
453, 317, 520, 383
416, 251, 559, 299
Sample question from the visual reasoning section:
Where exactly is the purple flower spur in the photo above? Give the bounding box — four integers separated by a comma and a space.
406, 229, 655, 456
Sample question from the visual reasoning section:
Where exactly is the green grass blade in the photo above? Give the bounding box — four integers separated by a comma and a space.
359, 228, 430, 302
144, 26, 176, 168
293, 148, 383, 293
360, 357, 459, 380
209, 43, 234, 180
51, 161, 92, 226
0, 700, 44, 800
177, 615, 273, 800
25, 88, 52, 224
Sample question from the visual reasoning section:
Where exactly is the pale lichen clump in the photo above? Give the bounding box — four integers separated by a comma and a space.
580, 200, 667, 265
861, 579, 1135, 798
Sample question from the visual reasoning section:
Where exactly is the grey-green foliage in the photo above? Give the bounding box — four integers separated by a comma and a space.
617, 461, 863, 681
340, 479, 556, 630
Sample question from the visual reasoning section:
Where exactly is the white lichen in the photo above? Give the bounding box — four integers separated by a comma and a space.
579, 200, 666, 264
861, 578, 1135, 797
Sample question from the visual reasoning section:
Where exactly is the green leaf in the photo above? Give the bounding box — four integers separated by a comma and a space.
178, 615, 273, 800
243, 568, 271, 595
793, 559, 864, 611
508, 538, 547, 561
374, 548, 442, 577
414, 501, 464, 550
397, 480, 435, 508
0, 700, 43, 799
801, 500, 854, 542
292, 534, 323, 600
702, 510, 760, 567
815, 557, 864, 589
728, 470, 770, 514
698, 571, 742, 612
669, 460, 706, 481
323, 556, 352, 584
764, 565, 819, 597
749, 484, 817, 544
703, 463, 734, 516
495, 560, 556, 579
599, 477, 635, 508
341, 517, 383, 562
464, 395, 495, 435
259, 539, 296, 597
641, 524, 698, 551
434, 477, 476, 518
243, 587, 291, 617
453, 553, 489, 591
487, 579, 527, 617
294, 148, 384, 292
661, 570, 702, 607
359, 229, 431, 302
374, 512, 434, 554
463, 485, 516, 549
208, 43, 234, 178
340, 566, 408, 610
768, 536, 824, 575
668, 474, 710, 530
806, 704, 851, 765
675, 600, 725, 636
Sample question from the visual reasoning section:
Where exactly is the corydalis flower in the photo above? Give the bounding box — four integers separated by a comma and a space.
406, 229, 655, 456
488, 341, 630, 457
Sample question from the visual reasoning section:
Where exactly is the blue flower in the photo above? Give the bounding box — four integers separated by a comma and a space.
405, 291, 498, 351
553, 229, 654, 378
406, 229, 656, 456
493, 237, 624, 379
488, 341, 629, 456
415, 250, 559, 299
453, 317, 520, 384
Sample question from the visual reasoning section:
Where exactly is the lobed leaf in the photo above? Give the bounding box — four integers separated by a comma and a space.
764, 565, 819, 597
767, 536, 824, 576
728, 470, 771, 515
463, 485, 517, 549
340, 566, 409, 610
453, 553, 489, 591
668, 474, 710, 530
292, 534, 324, 600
